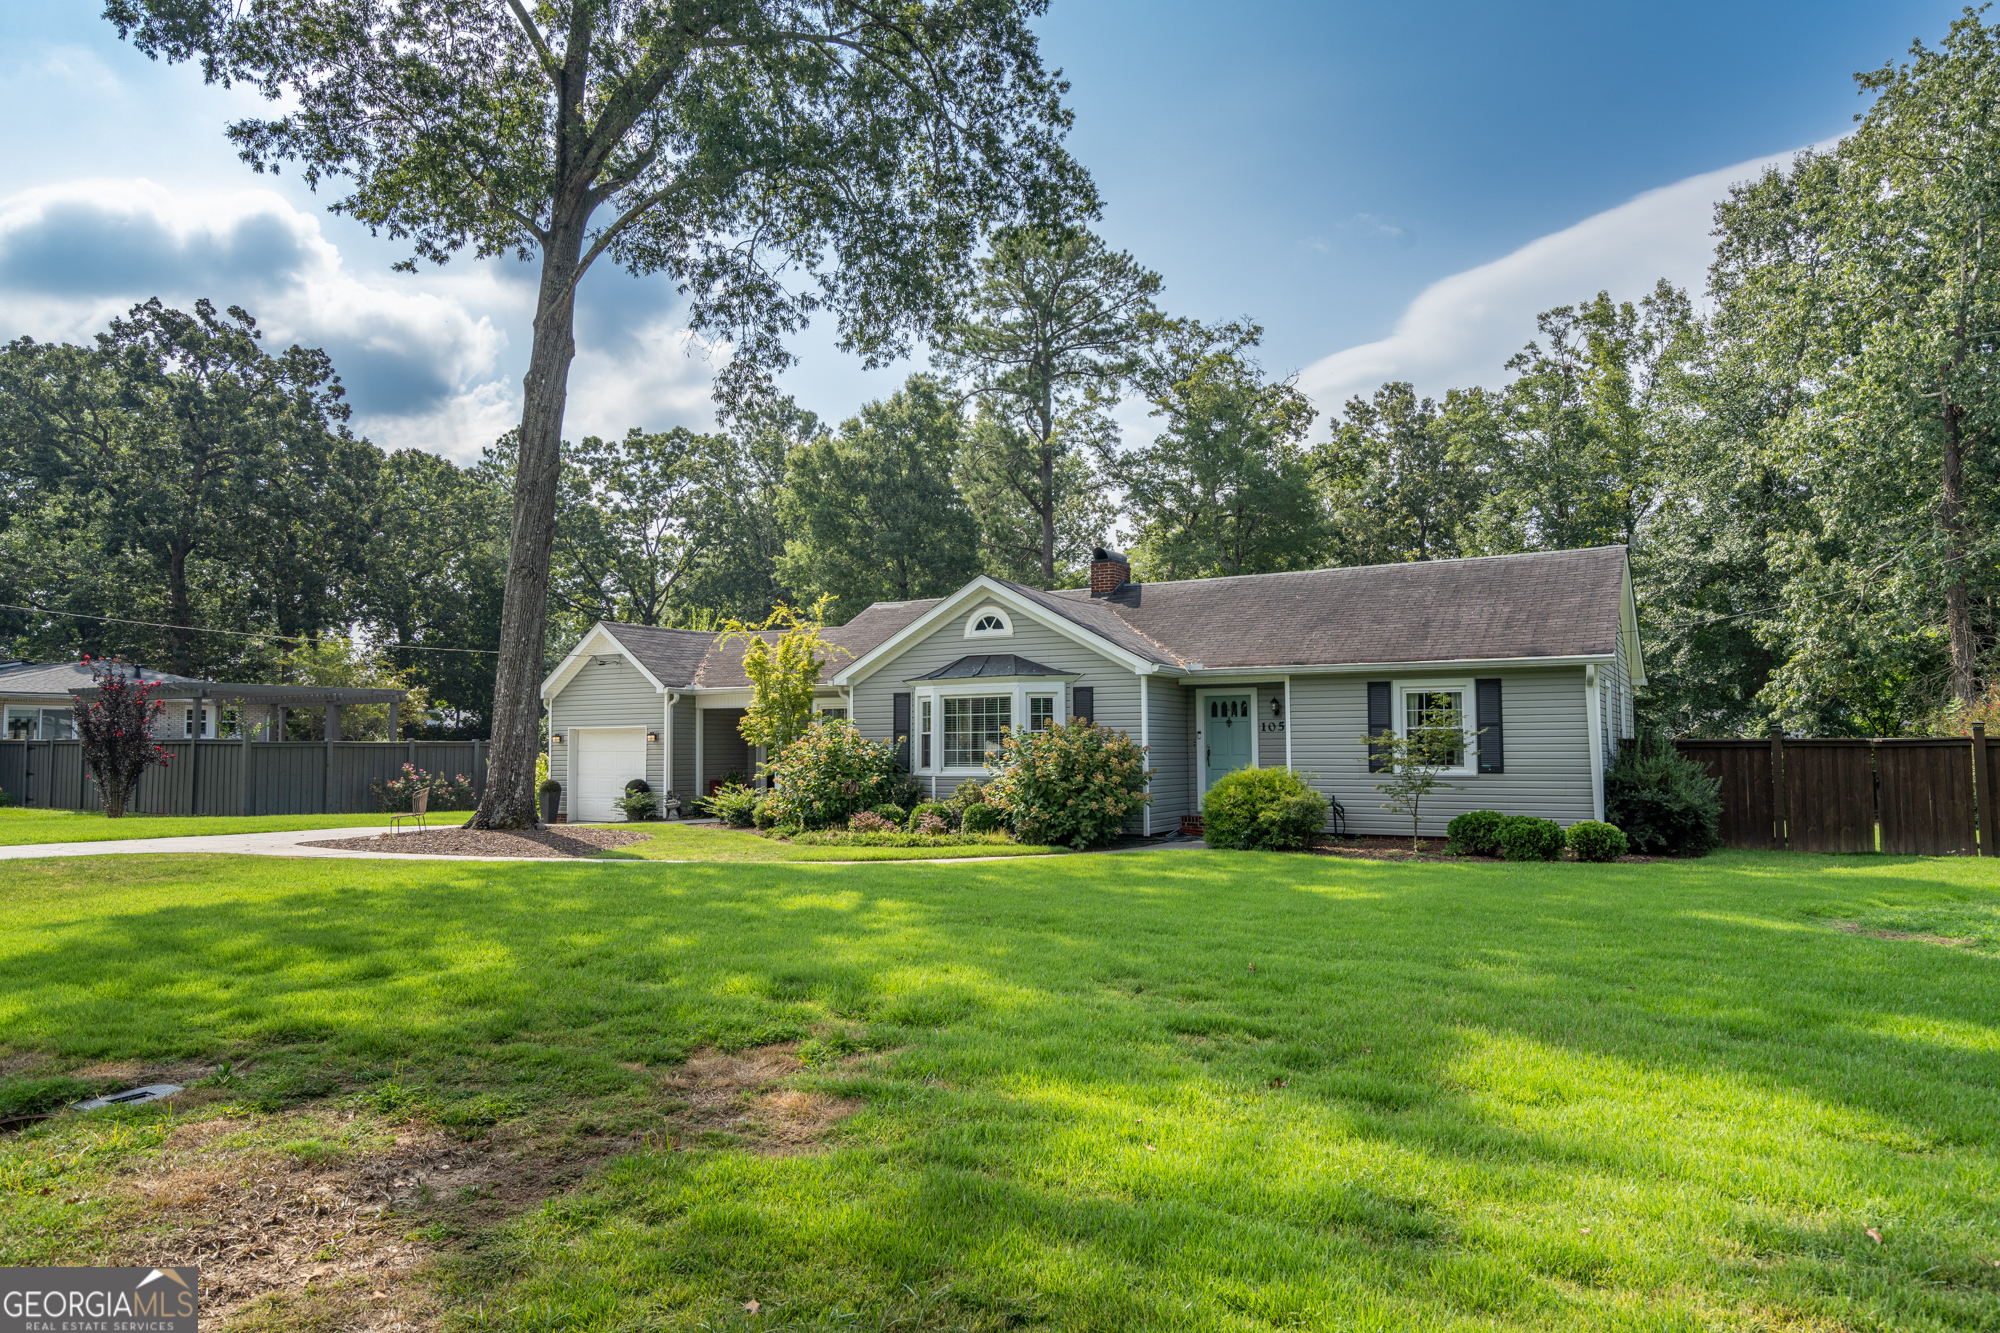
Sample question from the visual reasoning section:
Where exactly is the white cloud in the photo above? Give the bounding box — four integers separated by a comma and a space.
564, 317, 729, 441
1297, 145, 1814, 409
0, 178, 515, 459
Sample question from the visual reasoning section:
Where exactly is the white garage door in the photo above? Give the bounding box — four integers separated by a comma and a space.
572, 727, 647, 823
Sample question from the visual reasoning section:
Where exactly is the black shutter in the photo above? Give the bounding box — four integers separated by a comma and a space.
1476, 678, 1504, 774
892, 693, 911, 769
1366, 681, 1392, 772
1072, 686, 1094, 726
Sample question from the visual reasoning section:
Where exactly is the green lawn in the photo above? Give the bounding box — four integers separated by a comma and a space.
3, 849, 1998, 1330
0, 807, 399, 844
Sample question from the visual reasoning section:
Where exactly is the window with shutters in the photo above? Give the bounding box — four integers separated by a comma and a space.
943, 695, 1010, 767
1393, 680, 1475, 774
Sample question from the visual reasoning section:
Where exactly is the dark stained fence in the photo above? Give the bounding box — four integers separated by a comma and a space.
1678, 726, 1993, 856
0, 738, 485, 816
1675, 739, 1778, 849
1783, 739, 1876, 854
1876, 738, 1977, 856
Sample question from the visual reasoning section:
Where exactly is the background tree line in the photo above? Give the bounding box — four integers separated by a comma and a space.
4, 13, 1996, 741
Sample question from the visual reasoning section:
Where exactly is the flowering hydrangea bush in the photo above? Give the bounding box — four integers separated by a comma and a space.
371, 762, 476, 813
765, 720, 906, 829
983, 719, 1151, 849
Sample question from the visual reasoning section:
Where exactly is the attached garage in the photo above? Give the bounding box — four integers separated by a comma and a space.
570, 726, 647, 823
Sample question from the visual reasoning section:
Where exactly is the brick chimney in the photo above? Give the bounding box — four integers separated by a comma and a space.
1089, 546, 1131, 597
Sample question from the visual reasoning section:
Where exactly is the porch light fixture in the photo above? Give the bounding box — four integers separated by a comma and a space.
646, 732, 659, 743
552, 733, 565, 744
1270, 696, 1283, 719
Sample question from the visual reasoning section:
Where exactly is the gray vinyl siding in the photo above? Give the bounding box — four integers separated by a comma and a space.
547, 656, 663, 818
668, 696, 696, 798
852, 609, 1141, 801
1287, 667, 1595, 837
1256, 685, 1287, 768
1144, 674, 1193, 831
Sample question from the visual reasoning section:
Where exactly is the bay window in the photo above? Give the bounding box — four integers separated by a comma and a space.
943, 695, 1009, 768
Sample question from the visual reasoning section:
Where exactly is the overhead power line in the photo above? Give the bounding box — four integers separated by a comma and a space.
0, 601, 499, 656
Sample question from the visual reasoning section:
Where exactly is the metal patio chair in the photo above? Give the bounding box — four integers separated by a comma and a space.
389, 786, 429, 834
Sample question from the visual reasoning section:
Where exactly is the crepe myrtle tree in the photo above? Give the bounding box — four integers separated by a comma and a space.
107, 0, 1094, 826
70, 657, 172, 819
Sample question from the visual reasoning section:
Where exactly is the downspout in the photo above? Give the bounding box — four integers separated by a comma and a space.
1282, 676, 1293, 772
1584, 664, 1605, 822
1138, 667, 1151, 836
664, 691, 677, 798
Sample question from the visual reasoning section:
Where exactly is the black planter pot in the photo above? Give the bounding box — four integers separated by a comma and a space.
539, 790, 560, 824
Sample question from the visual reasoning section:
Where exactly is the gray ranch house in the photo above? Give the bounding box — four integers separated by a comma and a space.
540, 545, 1644, 832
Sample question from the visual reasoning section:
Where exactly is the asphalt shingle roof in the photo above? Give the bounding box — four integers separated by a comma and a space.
604, 598, 942, 691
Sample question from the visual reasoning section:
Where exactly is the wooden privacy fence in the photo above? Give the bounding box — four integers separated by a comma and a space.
1676, 725, 1992, 855
0, 739, 486, 817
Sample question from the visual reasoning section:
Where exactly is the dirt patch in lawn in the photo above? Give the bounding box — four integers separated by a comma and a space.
1832, 920, 1979, 948
301, 826, 649, 858
662, 1045, 865, 1153
71, 1045, 858, 1329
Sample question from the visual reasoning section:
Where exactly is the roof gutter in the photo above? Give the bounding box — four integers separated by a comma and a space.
1165, 653, 1617, 681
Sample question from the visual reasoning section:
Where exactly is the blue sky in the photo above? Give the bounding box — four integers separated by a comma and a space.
0, 0, 1970, 457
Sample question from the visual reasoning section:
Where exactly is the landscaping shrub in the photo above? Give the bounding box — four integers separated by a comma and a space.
960, 802, 1006, 834
613, 788, 658, 821
1606, 747, 1722, 856
870, 803, 908, 825
751, 795, 779, 829
1497, 815, 1565, 862
763, 720, 905, 828
702, 781, 760, 827
983, 719, 1150, 849
848, 810, 897, 832
624, 778, 651, 794
909, 800, 954, 831
537, 777, 561, 796
912, 810, 948, 834
373, 763, 477, 813
1566, 820, 1629, 862
1200, 768, 1329, 851
943, 780, 989, 826
1446, 809, 1508, 856
786, 829, 1023, 848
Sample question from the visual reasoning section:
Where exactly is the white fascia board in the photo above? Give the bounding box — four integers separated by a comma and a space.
1170, 654, 1613, 683
541, 623, 666, 700
1621, 561, 1649, 687
685, 687, 754, 708
833, 577, 1160, 685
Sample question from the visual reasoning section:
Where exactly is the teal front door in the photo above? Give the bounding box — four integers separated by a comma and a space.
1203, 693, 1255, 792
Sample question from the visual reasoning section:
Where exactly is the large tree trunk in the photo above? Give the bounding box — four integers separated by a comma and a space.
471, 221, 585, 829
1940, 400, 1979, 705
1038, 441, 1056, 588
168, 539, 193, 677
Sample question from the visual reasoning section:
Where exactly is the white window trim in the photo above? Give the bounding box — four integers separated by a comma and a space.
962, 605, 1013, 639
1391, 677, 1477, 777
1195, 687, 1260, 795
935, 690, 1014, 773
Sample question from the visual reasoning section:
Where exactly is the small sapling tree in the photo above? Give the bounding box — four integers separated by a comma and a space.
70, 657, 171, 818
1363, 695, 1477, 849
719, 597, 838, 767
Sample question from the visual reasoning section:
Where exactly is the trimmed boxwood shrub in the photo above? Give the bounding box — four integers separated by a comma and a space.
960, 802, 1006, 834
751, 795, 780, 829
983, 719, 1151, 849
1605, 748, 1722, 856
944, 779, 990, 826
1200, 768, 1330, 851
1445, 809, 1507, 856
1497, 815, 1565, 862
763, 720, 905, 829
870, 803, 908, 825
1566, 820, 1628, 862
624, 778, 651, 794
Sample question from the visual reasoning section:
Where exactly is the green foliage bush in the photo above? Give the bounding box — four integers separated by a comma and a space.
612, 788, 658, 821
763, 720, 906, 828
1200, 768, 1329, 851
751, 795, 779, 829
1497, 815, 1565, 862
983, 720, 1150, 849
943, 779, 989, 825
624, 778, 650, 794
1566, 820, 1629, 862
870, 803, 908, 825
786, 829, 1022, 848
702, 781, 760, 827
1445, 809, 1508, 856
960, 802, 1006, 834
537, 777, 562, 796
909, 800, 954, 831
1605, 748, 1722, 856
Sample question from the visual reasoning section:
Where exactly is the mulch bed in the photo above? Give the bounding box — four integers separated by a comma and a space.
302, 826, 650, 858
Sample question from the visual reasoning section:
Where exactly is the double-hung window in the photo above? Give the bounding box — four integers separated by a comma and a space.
943, 695, 1009, 768
920, 699, 932, 768
1403, 688, 1468, 770
1028, 695, 1056, 731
